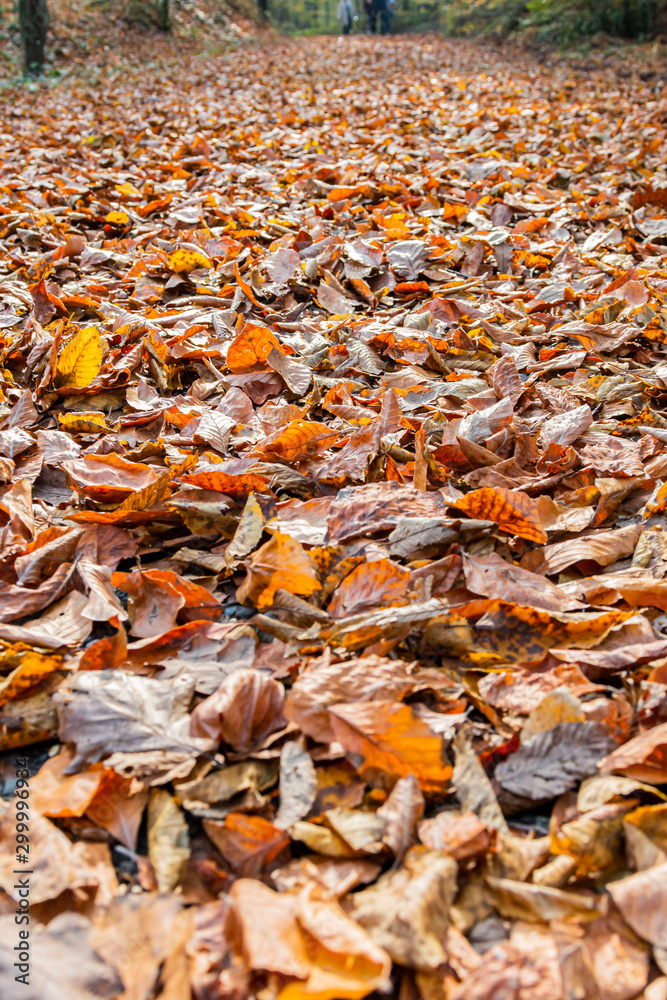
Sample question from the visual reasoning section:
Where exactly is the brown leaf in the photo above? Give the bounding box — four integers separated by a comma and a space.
237, 530, 321, 608
608, 862, 667, 951
495, 722, 614, 802
286, 654, 428, 744
189, 668, 286, 752
205, 813, 290, 877
0, 913, 122, 1000
275, 740, 318, 830
463, 551, 584, 613
54, 671, 213, 770
328, 558, 411, 618
376, 773, 425, 862
599, 722, 667, 784
418, 810, 491, 860
351, 846, 457, 970
147, 788, 190, 892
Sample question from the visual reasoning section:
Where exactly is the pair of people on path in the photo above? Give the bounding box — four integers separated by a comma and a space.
337, 0, 392, 35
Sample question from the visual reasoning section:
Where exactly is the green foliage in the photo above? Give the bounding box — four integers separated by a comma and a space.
441, 0, 659, 40
441, 0, 524, 36
522, 0, 656, 40
269, 0, 661, 40
124, 0, 170, 28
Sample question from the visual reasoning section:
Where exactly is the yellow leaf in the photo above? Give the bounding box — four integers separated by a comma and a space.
114, 181, 141, 199
56, 327, 103, 388
105, 211, 130, 226
169, 248, 212, 274
58, 412, 109, 434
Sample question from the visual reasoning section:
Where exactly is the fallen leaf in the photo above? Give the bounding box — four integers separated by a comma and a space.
190, 668, 286, 752
56, 326, 103, 388
451, 487, 548, 543
328, 701, 453, 794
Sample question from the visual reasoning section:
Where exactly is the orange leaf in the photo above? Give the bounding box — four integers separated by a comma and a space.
328, 701, 452, 795
451, 487, 548, 544
181, 469, 269, 496
328, 559, 411, 619
227, 322, 282, 373
261, 419, 340, 462
204, 815, 290, 877
0, 650, 63, 708
237, 531, 321, 608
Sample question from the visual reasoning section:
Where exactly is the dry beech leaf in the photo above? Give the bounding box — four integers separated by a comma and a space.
0, 804, 118, 906
287, 655, 431, 744
227, 323, 282, 373
237, 530, 321, 608
418, 810, 491, 860
495, 722, 613, 802
181, 469, 269, 496
451, 923, 564, 1000
169, 247, 211, 273
62, 453, 159, 503
328, 558, 411, 619
328, 701, 453, 794
608, 862, 667, 952
189, 667, 286, 752
351, 846, 457, 970
274, 741, 318, 831
0, 913, 122, 1000
451, 487, 548, 543
205, 813, 290, 876
56, 326, 103, 388
6, 34, 667, 998
147, 788, 190, 893
54, 671, 213, 770
463, 551, 583, 613
599, 722, 667, 784
376, 773, 425, 862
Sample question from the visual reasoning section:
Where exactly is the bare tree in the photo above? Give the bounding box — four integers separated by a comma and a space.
18, 0, 49, 77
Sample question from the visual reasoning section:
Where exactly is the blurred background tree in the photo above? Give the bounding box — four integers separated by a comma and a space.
18, 0, 49, 74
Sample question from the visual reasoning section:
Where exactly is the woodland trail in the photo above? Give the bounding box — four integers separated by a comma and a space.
1, 32, 667, 1000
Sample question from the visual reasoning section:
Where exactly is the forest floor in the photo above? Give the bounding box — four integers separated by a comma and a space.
1, 31, 667, 1000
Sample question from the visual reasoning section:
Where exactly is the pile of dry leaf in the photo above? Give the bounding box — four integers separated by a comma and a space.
1, 33, 667, 1000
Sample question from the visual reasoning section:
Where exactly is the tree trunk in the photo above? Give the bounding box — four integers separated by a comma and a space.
19, 0, 49, 77
655, 0, 667, 33
258, 0, 268, 22
158, 0, 170, 30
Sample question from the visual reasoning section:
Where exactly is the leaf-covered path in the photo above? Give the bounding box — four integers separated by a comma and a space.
1, 33, 667, 1000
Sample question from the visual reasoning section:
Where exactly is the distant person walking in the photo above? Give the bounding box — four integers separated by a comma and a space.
337, 0, 356, 34
366, 0, 390, 34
